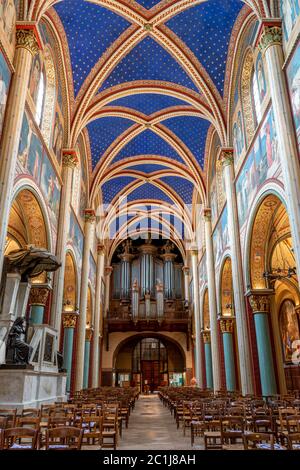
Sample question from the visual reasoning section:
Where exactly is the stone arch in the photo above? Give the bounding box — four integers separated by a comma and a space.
41, 45, 56, 145
240, 47, 256, 146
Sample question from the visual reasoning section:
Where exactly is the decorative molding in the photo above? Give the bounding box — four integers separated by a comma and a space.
220, 317, 235, 333
202, 330, 211, 343
29, 285, 51, 306
15, 27, 39, 56
248, 293, 271, 313
97, 243, 105, 254
63, 312, 78, 329
85, 328, 93, 342
105, 266, 113, 276
182, 266, 190, 275
259, 25, 282, 53
84, 209, 96, 223
62, 149, 79, 169
219, 148, 234, 167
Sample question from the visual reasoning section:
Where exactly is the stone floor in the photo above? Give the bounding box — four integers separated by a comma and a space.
117, 393, 199, 450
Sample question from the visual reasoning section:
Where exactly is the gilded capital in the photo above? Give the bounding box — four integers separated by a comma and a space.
259, 25, 282, 53
62, 150, 79, 169
84, 209, 96, 223
219, 148, 234, 167
16, 28, 39, 56
29, 285, 51, 306
63, 312, 78, 329
249, 294, 270, 313
220, 317, 234, 333
203, 208, 211, 222
202, 330, 211, 343
85, 328, 93, 342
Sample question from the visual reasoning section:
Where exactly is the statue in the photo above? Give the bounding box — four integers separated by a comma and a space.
6, 317, 33, 365
121, 239, 132, 255
161, 240, 174, 254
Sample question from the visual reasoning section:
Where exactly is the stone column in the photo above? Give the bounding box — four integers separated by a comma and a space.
190, 250, 202, 386
74, 209, 95, 391
220, 149, 254, 395
203, 209, 221, 391
203, 330, 213, 390
248, 292, 277, 397
104, 266, 113, 318
51, 150, 79, 336
259, 23, 300, 285
91, 243, 105, 387
62, 312, 78, 392
220, 317, 236, 392
83, 328, 93, 389
29, 285, 51, 325
0, 25, 40, 278
182, 266, 190, 303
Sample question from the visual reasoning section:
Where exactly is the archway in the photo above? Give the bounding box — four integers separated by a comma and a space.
248, 193, 300, 393
114, 334, 186, 392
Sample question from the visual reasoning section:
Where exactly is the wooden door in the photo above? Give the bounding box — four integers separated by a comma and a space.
141, 360, 161, 392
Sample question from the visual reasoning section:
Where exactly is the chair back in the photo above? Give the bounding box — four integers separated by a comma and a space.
3, 427, 38, 450
45, 426, 83, 450
243, 432, 275, 450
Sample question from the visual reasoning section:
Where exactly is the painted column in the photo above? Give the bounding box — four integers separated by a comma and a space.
220, 317, 236, 392
248, 292, 277, 397
74, 209, 95, 391
259, 23, 300, 285
182, 266, 190, 303
220, 149, 254, 395
62, 312, 78, 392
203, 330, 213, 390
104, 266, 113, 318
83, 328, 93, 389
91, 243, 105, 387
190, 250, 202, 387
51, 150, 79, 337
0, 25, 40, 278
203, 209, 221, 391
29, 285, 51, 325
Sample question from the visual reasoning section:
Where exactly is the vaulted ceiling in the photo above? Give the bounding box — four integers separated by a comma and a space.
37, 0, 268, 245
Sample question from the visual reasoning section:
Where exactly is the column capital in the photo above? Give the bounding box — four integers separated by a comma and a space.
202, 330, 211, 344
203, 208, 211, 222
97, 242, 105, 254
85, 328, 93, 342
105, 266, 113, 276
84, 209, 96, 223
62, 149, 79, 169
15, 23, 42, 56
29, 284, 51, 306
248, 291, 273, 313
219, 317, 235, 333
219, 148, 234, 167
182, 266, 190, 275
63, 312, 78, 329
258, 21, 282, 54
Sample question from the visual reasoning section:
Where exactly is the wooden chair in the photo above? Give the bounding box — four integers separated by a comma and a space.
21, 408, 40, 418
102, 411, 118, 450
80, 416, 103, 446
2, 427, 38, 450
243, 432, 284, 450
16, 417, 41, 430
0, 416, 8, 430
287, 432, 300, 450
0, 409, 17, 428
45, 426, 83, 450
220, 417, 244, 450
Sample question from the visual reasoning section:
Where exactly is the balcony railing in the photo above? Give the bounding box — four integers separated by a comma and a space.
107, 299, 189, 321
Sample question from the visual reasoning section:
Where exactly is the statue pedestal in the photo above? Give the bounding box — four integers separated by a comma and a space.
0, 368, 67, 408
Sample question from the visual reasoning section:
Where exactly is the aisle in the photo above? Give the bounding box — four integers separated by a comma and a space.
118, 394, 193, 450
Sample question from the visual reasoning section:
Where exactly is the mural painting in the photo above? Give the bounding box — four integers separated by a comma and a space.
280, 0, 300, 43
236, 107, 280, 228
0, 50, 11, 139
68, 211, 84, 270
40, 152, 61, 225
17, 112, 42, 182
279, 299, 300, 362
287, 40, 300, 153
212, 205, 229, 272
89, 253, 96, 291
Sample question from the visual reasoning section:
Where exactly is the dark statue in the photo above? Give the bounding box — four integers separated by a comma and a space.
6, 317, 33, 365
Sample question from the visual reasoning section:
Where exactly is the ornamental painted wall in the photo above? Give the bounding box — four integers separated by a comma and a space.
0, 49, 11, 139
280, 0, 300, 43
68, 210, 84, 272
40, 151, 61, 226
89, 253, 96, 292
0, 0, 16, 58
212, 205, 229, 274
236, 106, 281, 229
16, 111, 42, 182
286, 40, 300, 154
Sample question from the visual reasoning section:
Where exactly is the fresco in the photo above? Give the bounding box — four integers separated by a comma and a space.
233, 109, 245, 164
236, 107, 280, 228
199, 253, 207, 292
29, 54, 43, 106
255, 53, 266, 104
0, 50, 11, 139
212, 205, 229, 271
40, 152, 61, 225
210, 177, 218, 226
279, 299, 300, 363
287, 40, 300, 153
52, 110, 64, 163
0, 0, 16, 46
89, 253, 96, 291
280, 0, 300, 42
17, 112, 42, 182
68, 211, 84, 269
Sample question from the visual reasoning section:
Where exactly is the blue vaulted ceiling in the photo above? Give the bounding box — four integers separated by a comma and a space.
53, 0, 247, 221
99, 37, 198, 93
166, 0, 243, 95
